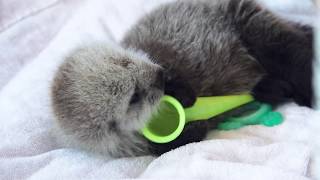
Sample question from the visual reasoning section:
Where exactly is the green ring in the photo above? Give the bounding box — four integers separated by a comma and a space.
141, 96, 186, 143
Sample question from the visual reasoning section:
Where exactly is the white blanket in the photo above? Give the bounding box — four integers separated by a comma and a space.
1, 0, 319, 179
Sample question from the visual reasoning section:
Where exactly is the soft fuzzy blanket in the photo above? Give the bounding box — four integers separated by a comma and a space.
1, 0, 319, 179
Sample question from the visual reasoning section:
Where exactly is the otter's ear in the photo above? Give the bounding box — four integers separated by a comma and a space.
165, 80, 196, 108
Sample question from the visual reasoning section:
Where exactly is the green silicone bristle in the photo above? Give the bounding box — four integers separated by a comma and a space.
261, 112, 283, 126
217, 102, 283, 130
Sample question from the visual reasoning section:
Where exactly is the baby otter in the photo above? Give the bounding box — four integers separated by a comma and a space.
51, 0, 314, 157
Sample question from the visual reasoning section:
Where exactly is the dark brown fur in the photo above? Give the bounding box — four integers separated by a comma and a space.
121, 0, 314, 155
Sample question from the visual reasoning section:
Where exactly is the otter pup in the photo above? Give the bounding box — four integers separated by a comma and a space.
51, 0, 314, 157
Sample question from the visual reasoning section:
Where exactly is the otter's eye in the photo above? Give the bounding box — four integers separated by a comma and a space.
129, 91, 141, 105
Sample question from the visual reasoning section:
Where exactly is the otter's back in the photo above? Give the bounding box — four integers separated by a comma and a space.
122, 0, 264, 96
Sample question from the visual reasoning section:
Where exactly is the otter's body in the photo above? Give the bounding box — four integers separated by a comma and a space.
121, 0, 313, 155
51, 0, 314, 157
122, 0, 313, 107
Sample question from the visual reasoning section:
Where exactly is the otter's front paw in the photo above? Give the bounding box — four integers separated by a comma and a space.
165, 80, 196, 107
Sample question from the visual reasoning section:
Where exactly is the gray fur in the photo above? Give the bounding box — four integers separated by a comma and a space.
123, 0, 264, 96
51, 44, 164, 157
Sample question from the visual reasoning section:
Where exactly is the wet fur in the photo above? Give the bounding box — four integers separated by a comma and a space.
51, 0, 314, 157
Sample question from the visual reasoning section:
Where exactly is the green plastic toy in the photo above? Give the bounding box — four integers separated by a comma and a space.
217, 101, 283, 130
141, 94, 283, 143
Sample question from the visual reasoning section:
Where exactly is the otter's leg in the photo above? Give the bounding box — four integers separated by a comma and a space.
252, 77, 294, 106
227, 0, 314, 107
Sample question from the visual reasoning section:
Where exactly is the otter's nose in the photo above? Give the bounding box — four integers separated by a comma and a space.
153, 69, 164, 90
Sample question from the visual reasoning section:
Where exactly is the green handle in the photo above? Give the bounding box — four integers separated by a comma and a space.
185, 95, 254, 122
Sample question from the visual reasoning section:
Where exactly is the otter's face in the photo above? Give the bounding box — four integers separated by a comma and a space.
52, 45, 164, 139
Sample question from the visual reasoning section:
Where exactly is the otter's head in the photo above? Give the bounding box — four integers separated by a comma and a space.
51, 44, 164, 156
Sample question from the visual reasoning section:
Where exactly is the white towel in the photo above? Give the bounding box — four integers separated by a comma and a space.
140, 140, 310, 180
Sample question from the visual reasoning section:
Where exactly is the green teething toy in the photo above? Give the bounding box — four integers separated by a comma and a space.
217, 101, 283, 130
142, 94, 253, 143
141, 94, 283, 143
